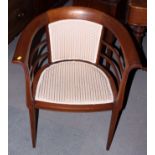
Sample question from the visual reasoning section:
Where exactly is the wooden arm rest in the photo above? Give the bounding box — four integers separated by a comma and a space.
11, 13, 49, 108
12, 13, 48, 65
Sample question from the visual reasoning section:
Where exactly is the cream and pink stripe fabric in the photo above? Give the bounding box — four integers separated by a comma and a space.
35, 61, 114, 104
48, 19, 103, 63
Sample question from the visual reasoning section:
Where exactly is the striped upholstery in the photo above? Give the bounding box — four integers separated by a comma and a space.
35, 61, 114, 105
48, 19, 103, 63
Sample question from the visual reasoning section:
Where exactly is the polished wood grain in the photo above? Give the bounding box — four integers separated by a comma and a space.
73, 0, 121, 17
126, 0, 147, 69
127, 0, 147, 42
127, 0, 147, 26
12, 6, 142, 150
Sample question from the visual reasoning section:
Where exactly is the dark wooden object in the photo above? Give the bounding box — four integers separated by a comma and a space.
127, 0, 147, 43
73, 0, 122, 17
8, 0, 68, 43
8, 0, 33, 42
12, 7, 142, 150
126, 0, 147, 69
33, 0, 68, 15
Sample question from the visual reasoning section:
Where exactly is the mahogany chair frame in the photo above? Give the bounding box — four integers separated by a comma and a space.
12, 6, 142, 150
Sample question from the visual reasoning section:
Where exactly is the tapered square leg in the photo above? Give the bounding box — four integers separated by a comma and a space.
106, 109, 121, 150
29, 108, 39, 148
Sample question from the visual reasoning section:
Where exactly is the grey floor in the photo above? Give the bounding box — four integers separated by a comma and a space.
8, 8, 147, 155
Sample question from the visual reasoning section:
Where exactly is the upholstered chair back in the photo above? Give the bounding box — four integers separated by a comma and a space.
48, 19, 103, 63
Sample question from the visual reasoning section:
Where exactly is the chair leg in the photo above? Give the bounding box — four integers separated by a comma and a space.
106, 109, 121, 150
29, 107, 39, 148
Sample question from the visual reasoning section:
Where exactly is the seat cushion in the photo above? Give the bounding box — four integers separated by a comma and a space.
35, 61, 114, 105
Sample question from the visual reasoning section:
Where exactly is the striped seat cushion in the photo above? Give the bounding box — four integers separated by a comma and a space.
35, 61, 114, 105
